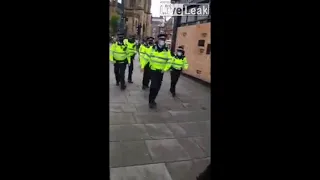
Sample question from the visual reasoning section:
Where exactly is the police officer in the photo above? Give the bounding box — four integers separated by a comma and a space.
126, 35, 137, 83
140, 37, 154, 90
170, 46, 189, 97
110, 33, 131, 90
144, 34, 172, 109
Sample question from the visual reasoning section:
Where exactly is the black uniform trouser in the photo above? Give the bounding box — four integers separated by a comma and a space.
149, 70, 164, 103
114, 61, 127, 87
170, 69, 182, 93
142, 63, 151, 87
128, 55, 135, 81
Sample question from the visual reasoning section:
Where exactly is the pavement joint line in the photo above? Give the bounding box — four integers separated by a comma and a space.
109, 135, 210, 142
109, 120, 211, 125
110, 157, 211, 169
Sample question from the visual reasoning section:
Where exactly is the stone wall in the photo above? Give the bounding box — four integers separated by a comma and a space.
176, 23, 211, 83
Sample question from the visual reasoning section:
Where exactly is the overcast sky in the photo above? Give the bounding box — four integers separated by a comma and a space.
151, 0, 161, 17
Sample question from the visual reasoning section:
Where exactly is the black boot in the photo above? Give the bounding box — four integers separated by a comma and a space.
142, 85, 148, 90
121, 85, 126, 90
149, 101, 157, 109
170, 88, 176, 97
116, 82, 119, 86
128, 79, 133, 83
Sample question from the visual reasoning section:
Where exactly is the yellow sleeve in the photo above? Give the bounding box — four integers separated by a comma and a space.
110, 44, 115, 62
164, 51, 173, 72
141, 47, 150, 69
126, 45, 131, 64
139, 46, 144, 62
183, 57, 189, 70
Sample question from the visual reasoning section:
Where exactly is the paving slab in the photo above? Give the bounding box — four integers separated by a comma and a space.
177, 138, 207, 159
110, 124, 150, 141
135, 103, 168, 113
165, 123, 189, 138
168, 110, 210, 122
110, 113, 136, 125
134, 112, 173, 124
145, 139, 191, 162
144, 124, 174, 139
197, 121, 211, 136
110, 163, 172, 180
110, 103, 137, 113
192, 158, 211, 175
165, 158, 211, 180
165, 161, 196, 180
110, 141, 152, 168
191, 137, 211, 156
178, 122, 202, 137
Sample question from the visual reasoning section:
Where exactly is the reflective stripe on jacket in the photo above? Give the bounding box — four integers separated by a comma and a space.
144, 46, 172, 71
171, 56, 189, 70
140, 45, 152, 68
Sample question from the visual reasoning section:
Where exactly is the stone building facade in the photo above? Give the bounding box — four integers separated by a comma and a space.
123, 0, 152, 38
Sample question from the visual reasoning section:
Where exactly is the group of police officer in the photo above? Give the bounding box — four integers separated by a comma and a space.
110, 33, 188, 109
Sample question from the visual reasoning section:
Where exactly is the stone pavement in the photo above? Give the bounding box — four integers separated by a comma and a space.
109, 54, 211, 180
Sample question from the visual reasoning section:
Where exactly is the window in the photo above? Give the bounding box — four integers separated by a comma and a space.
198, 40, 205, 47
206, 44, 211, 54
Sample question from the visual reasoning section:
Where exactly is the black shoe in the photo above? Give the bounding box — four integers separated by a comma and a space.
128, 80, 133, 83
116, 82, 119, 86
120, 85, 126, 90
170, 89, 176, 97
149, 102, 157, 109
142, 85, 148, 90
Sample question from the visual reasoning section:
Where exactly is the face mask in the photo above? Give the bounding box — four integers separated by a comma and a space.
148, 41, 153, 45
158, 40, 165, 47
177, 52, 182, 56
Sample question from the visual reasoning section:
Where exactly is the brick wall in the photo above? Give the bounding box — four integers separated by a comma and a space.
176, 23, 211, 83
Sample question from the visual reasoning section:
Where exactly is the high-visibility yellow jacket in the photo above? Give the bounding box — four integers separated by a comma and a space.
110, 42, 131, 64
139, 44, 150, 63
171, 55, 189, 70
126, 42, 136, 57
143, 45, 173, 71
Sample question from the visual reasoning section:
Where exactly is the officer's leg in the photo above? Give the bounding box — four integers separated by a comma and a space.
170, 70, 180, 96
146, 64, 151, 87
142, 63, 150, 89
149, 70, 158, 106
170, 71, 175, 93
128, 55, 134, 83
114, 63, 120, 85
119, 63, 127, 90
149, 71, 163, 108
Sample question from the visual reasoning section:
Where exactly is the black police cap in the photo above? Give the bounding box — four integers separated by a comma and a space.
157, 34, 166, 39
117, 33, 124, 37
